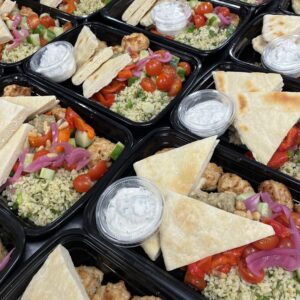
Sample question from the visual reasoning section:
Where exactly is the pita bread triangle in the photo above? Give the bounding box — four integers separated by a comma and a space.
160, 190, 275, 271
234, 92, 300, 165
133, 136, 219, 195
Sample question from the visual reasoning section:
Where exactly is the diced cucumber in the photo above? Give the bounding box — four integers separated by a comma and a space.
5, 19, 13, 30
34, 24, 46, 35
257, 203, 272, 218
188, 0, 198, 7
170, 55, 180, 67
52, 26, 64, 37
139, 49, 149, 59
40, 13, 50, 18
75, 130, 93, 148
68, 138, 76, 147
43, 29, 56, 42
205, 13, 221, 27
24, 153, 34, 168
27, 34, 41, 47
236, 192, 256, 201
128, 77, 139, 87
39, 168, 55, 180
16, 192, 23, 206
110, 142, 125, 160
177, 67, 185, 80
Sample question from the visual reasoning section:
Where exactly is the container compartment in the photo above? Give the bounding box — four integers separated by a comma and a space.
279, 0, 298, 15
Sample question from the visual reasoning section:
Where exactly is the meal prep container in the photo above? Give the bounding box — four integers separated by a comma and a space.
83, 127, 300, 299
171, 61, 300, 193
279, 0, 299, 15
221, 0, 274, 15
0, 229, 201, 300
0, 209, 25, 286
24, 22, 201, 132
97, 0, 251, 58
0, 0, 77, 72
0, 73, 133, 238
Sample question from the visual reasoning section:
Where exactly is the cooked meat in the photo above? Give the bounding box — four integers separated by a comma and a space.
121, 33, 150, 52
20, 6, 34, 16
258, 180, 293, 210
92, 286, 106, 300
3, 84, 32, 96
132, 297, 162, 300
0, 239, 7, 262
88, 137, 115, 167
155, 147, 174, 154
191, 190, 236, 213
201, 163, 223, 191
51, 106, 66, 120
98, 281, 131, 300
76, 266, 104, 299
29, 115, 56, 134
217, 173, 254, 195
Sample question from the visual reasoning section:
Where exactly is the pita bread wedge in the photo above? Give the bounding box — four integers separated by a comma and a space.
83, 53, 132, 98
292, 0, 300, 14
262, 14, 300, 42
234, 92, 300, 165
127, 0, 157, 26
160, 190, 274, 271
122, 0, 146, 21
72, 46, 114, 86
252, 35, 268, 54
74, 26, 99, 68
40, 0, 62, 8
22, 245, 89, 300
1, 95, 58, 119
134, 136, 219, 195
0, 99, 29, 150
213, 71, 283, 95
140, 8, 154, 27
0, 18, 12, 44
0, 0, 16, 15
141, 233, 160, 261
0, 124, 33, 186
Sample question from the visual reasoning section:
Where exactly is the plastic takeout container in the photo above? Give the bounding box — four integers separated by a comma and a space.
261, 35, 300, 78
96, 176, 164, 247
177, 89, 236, 137
279, 0, 299, 15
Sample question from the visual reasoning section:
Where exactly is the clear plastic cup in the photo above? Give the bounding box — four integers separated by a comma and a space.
177, 89, 236, 138
95, 176, 164, 247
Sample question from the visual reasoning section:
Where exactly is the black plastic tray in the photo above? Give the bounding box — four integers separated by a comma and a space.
98, 0, 251, 58
0, 209, 25, 286
224, 0, 274, 11
279, 0, 298, 15
0, 73, 133, 238
24, 22, 201, 132
0, 229, 201, 299
83, 127, 300, 299
0, 0, 76, 72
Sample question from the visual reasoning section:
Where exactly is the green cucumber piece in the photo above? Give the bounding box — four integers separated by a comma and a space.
128, 77, 139, 87
39, 167, 55, 180
75, 130, 93, 148
139, 50, 149, 59
20, 16, 29, 30
52, 26, 64, 36
236, 192, 256, 201
27, 34, 40, 47
34, 24, 46, 34
257, 203, 272, 218
43, 29, 56, 42
5, 19, 13, 30
205, 13, 221, 27
187, 24, 196, 33
176, 67, 185, 80
169, 55, 180, 67
16, 192, 23, 206
68, 138, 76, 147
188, 0, 198, 7
110, 142, 125, 160
24, 153, 34, 168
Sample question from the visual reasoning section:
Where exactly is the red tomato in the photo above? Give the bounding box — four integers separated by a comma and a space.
184, 271, 207, 291
63, 161, 77, 171
267, 151, 289, 169
168, 77, 182, 97
145, 59, 163, 76
27, 14, 40, 30
188, 256, 212, 277
161, 65, 177, 78
87, 161, 108, 181
178, 62, 191, 76
218, 7, 230, 17
117, 68, 133, 79
156, 73, 173, 92
224, 246, 246, 259
40, 37, 48, 47
101, 80, 125, 94
40, 15, 55, 28
194, 2, 214, 15
291, 212, 300, 231
194, 14, 206, 29
252, 235, 279, 250
238, 259, 265, 284
73, 174, 92, 193
278, 127, 299, 151
242, 245, 259, 258
278, 236, 294, 248
215, 264, 231, 274
33, 149, 50, 161
263, 219, 291, 238
154, 50, 169, 59
93, 92, 115, 108
140, 77, 156, 92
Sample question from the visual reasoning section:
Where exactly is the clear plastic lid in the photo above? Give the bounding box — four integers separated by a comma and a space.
261, 35, 300, 78
95, 176, 164, 247
177, 89, 236, 138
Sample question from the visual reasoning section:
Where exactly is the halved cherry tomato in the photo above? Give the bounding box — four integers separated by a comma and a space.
224, 246, 246, 259
28, 130, 52, 148
168, 77, 182, 97
94, 92, 115, 108
267, 151, 288, 169
187, 256, 212, 277
161, 65, 177, 79
242, 245, 259, 258
291, 212, 300, 231
145, 59, 163, 76
215, 264, 231, 274
238, 258, 264, 284
140, 77, 156, 92
64, 0, 76, 14
178, 62, 191, 76
263, 218, 291, 238
74, 117, 95, 140
211, 253, 237, 270
194, 2, 213, 15
117, 68, 133, 79
63, 161, 77, 171
33, 150, 50, 161
63, 21, 73, 32
184, 270, 207, 290
278, 127, 299, 151
40, 15, 55, 28
73, 174, 92, 193
218, 7, 230, 17
27, 13, 40, 30
193, 14, 206, 29
101, 80, 125, 94
154, 50, 169, 59
156, 73, 173, 92
252, 235, 279, 250
65, 107, 79, 129
278, 236, 294, 248
87, 161, 108, 181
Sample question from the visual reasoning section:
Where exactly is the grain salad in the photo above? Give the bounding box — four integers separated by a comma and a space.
2, 43, 39, 64
73, 0, 105, 16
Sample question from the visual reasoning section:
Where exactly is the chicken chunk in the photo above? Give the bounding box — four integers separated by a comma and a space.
51, 105, 66, 121
96, 281, 131, 300
87, 137, 116, 167
258, 180, 293, 210
3, 84, 32, 96
76, 266, 104, 299
217, 173, 254, 195
20, 6, 34, 16
155, 147, 174, 154
121, 33, 150, 52
201, 163, 223, 191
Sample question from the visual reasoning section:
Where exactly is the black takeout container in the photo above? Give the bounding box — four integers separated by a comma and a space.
99, 0, 251, 58
83, 127, 300, 299
0, 0, 76, 72
279, 0, 299, 15
24, 22, 201, 132
0, 73, 133, 238
0, 209, 25, 286
0, 229, 201, 300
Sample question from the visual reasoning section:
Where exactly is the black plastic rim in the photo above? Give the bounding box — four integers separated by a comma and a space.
279, 0, 298, 15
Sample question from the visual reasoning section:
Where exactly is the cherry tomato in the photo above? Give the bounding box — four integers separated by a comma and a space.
188, 256, 212, 277
40, 37, 48, 47
278, 236, 294, 248
238, 259, 265, 284
40, 15, 55, 28
140, 77, 156, 92
63, 161, 77, 171
267, 151, 289, 169
224, 246, 246, 259
263, 219, 291, 238
73, 174, 92, 193
218, 7, 230, 17
194, 2, 214, 15
87, 161, 108, 181
168, 77, 182, 97
278, 127, 299, 151
154, 50, 169, 59
101, 80, 125, 94
145, 59, 163, 76
194, 14, 206, 29
215, 264, 231, 274
161, 65, 177, 79
33, 149, 50, 161
242, 245, 259, 258
27, 13, 40, 29
156, 73, 173, 92
117, 68, 133, 79
291, 212, 300, 231
184, 270, 207, 291
252, 235, 279, 250
93, 92, 115, 108
178, 62, 191, 76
